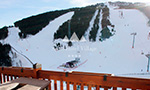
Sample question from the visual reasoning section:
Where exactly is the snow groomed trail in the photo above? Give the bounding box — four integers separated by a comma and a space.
1, 4, 150, 78
74, 4, 150, 78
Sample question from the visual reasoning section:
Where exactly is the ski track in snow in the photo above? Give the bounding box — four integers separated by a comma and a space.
85, 9, 99, 41
96, 9, 102, 41
1, 4, 150, 79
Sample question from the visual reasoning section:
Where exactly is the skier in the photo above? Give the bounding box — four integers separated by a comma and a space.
121, 11, 123, 17
148, 31, 150, 40
119, 11, 123, 19
64, 46, 66, 49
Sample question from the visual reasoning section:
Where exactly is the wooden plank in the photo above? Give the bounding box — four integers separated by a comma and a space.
37, 70, 150, 89
122, 88, 126, 90
88, 85, 91, 90
104, 87, 108, 90
80, 84, 84, 90
7, 75, 9, 81
0, 83, 19, 90
48, 79, 51, 90
10, 75, 13, 81
17, 84, 40, 90
0, 73, 3, 84
14, 75, 17, 79
3, 74, 6, 83
9, 77, 50, 90
113, 87, 117, 90
54, 80, 57, 90
11, 67, 32, 69
73, 83, 77, 90
72, 71, 111, 76
67, 82, 70, 90
1, 67, 150, 89
96, 85, 99, 90
0, 67, 37, 78
60, 80, 63, 90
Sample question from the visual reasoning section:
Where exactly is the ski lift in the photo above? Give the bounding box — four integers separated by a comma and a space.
145, 54, 150, 72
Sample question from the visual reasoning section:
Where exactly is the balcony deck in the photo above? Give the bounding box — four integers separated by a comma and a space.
0, 66, 150, 90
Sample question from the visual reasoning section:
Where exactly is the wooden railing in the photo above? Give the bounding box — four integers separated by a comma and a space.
0, 66, 150, 90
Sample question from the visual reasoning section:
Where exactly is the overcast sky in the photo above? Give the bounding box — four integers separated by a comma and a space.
0, 0, 150, 28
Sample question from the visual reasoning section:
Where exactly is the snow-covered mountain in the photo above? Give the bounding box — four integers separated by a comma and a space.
1, 2, 150, 78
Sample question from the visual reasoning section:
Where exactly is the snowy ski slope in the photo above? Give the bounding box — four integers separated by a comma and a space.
1, 4, 150, 78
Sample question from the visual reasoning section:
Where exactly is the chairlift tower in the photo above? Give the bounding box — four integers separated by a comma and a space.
146, 54, 150, 72
131, 32, 137, 48
68, 20, 71, 40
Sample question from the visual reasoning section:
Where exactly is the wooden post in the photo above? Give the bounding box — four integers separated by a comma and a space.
0, 73, 3, 84
113, 87, 117, 90
33, 63, 42, 70
48, 78, 51, 90
3, 74, 6, 83
33, 63, 42, 78
60, 80, 63, 90
96, 85, 99, 90
54, 80, 57, 90
73, 83, 77, 90
88, 85, 91, 90
122, 88, 126, 90
7, 74, 9, 81
104, 87, 108, 90
10, 75, 13, 80
80, 84, 84, 90
67, 82, 70, 90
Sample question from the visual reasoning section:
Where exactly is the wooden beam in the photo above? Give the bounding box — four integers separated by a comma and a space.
37, 70, 150, 89
1, 67, 150, 89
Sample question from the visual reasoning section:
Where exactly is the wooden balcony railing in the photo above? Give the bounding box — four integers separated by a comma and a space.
0, 66, 150, 90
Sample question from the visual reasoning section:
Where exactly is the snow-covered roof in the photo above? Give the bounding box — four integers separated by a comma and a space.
70, 32, 79, 42
80, 36, 86, 42
62, 35, 69, 42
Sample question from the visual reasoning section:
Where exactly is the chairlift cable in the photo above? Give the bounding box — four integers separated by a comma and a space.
11, 46, 34, 65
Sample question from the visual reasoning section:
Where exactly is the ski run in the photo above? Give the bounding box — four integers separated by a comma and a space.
1, 3, 150, 79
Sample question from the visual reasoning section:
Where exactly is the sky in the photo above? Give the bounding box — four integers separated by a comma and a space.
0, 0, 150, 28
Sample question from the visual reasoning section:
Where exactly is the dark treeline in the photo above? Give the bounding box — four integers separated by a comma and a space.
0, 26, 8, 40
101, 6, 111, 28
100, 27, 113, 41
54, 5, 99, 40
0, 43, 12, 66
100, 5, 113, 41
14, 9, 72, 38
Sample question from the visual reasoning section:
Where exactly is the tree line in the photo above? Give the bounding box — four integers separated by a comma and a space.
54, 5, 99, 40
14, 9, 72, 38
0, 43, 12, 66
0, 26, 8, 40
100, 5, 114, 41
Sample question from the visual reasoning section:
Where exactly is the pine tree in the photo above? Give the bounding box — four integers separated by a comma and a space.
100, 27, 112, 41
0, 43, 12, 66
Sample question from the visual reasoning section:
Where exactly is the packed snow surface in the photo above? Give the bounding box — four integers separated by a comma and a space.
1, 5, 150, 78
